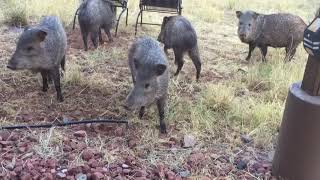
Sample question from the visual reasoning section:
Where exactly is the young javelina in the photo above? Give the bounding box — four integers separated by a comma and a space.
78, 0, 116, 51
236, 11, 306, 62
158, 16, 201, 81
7, 16, 67, 102
125, 36, 169, 134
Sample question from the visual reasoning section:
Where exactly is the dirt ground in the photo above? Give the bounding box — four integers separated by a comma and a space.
0, 12, 277, 180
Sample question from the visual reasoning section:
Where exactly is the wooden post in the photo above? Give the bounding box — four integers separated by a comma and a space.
301, 55, 320, 96
272, 55, 320, 179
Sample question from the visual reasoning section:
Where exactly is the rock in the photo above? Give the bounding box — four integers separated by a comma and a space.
88, 159, 99, 168
50, 169, 56, 174
178, 170, 190, 177
68, 166, 82, 175
46, 159, 56, 169
183, 134, 196, 148
74, 130, 87, 138
43, 173, 54, 180
92, 172, 104, 180
122, 164, 129, 169
166, 171, 176, 180
57, 172, 67, 178
62, 169, 68, 173
82, 149, 94, 161
240, 134, 253, 144
236, 160, 248, 170
131, 170, 146, 177
123, 169, 131, 174
20, 174, 32, 180
76, 173, 87, 180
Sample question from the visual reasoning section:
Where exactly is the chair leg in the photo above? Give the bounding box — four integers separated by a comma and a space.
72, 8, 80, 30
115, 8, 127, 37
140, 11, 143, 26
135, 10, 142, 36
125, 8, 128, 26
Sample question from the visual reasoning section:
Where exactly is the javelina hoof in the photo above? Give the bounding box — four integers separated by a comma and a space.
245, 56, 250, 61
57, 96, 64, 102
42, 87, 48, 92
160, 124, 167, 134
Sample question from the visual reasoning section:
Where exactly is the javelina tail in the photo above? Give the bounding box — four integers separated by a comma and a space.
188, 45, 202, 81
61, 55, 66, 71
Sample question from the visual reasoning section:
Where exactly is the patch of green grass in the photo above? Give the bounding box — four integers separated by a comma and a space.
1, 0, 27, 26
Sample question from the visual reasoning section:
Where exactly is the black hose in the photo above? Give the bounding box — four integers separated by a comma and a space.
0, 119, 128, 130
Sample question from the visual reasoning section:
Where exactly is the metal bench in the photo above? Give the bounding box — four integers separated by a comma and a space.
73, 0, 128, 37
135, 0, 182, 35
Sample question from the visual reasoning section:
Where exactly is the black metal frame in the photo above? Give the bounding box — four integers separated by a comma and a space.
72, 0, 129, 37
135, 0, 182, 35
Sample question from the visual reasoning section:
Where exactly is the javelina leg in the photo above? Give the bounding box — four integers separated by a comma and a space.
41, 71, 49, 92
188, 47, 202, 81
173, 48, 184, 76
50, 68, 63, 102
259, 46, 268, 62
157, 97, 167, 134
246, 43, 256, 61
99, 28, 104, 45
81, 29, 89, 51
104, 28, 113, 42
285, 45, 297, 62
139, 106, 145, 119
91, 30, 99, 49
164, 46, 169, 55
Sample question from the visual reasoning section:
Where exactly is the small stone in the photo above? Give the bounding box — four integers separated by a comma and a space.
57, 172, 67, 178
236, 160, 247, 170
92, 172, 104, 180
183, 135, 196, 148
61, 169, 68, 173
82, 149, 94, 161
74, 130, 87, 138
50, 169, 56, 174
123, 169, 131, 174
241, 135, 253, 144
76, 173, 87, 180
122, 164, 129, 168
179, 170, 190, 177
19, 174, 32, 180
166, 171, 175, 180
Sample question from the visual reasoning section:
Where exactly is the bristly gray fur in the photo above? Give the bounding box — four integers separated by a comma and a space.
237, 11, 306, 62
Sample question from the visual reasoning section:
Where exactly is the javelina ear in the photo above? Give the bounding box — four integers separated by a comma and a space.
236, 11, 243, 18
252, 12, 259, 19
155, 64, 167, 76
24, 25, 30, 31
36, 30, 47, 42
163, 16, 169, 23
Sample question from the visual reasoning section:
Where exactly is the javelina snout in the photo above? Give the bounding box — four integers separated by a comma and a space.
127, 36, 169, 134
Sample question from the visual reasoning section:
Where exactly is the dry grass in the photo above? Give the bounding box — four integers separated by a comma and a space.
0, 0, 319, 178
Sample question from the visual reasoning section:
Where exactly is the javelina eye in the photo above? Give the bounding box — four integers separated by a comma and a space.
248, 23, 251, 27
145, 84, 150, 89
27, 46, 33, 51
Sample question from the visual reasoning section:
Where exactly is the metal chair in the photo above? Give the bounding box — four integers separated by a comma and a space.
135, 0, 182, 35
72, 0, 129, 37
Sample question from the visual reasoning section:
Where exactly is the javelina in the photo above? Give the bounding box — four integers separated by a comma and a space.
7, 16, 67, 102
236, 11, 306, 62
78, 0, 116, 51
158, 16, 201, 81
125, 36, 169, 134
